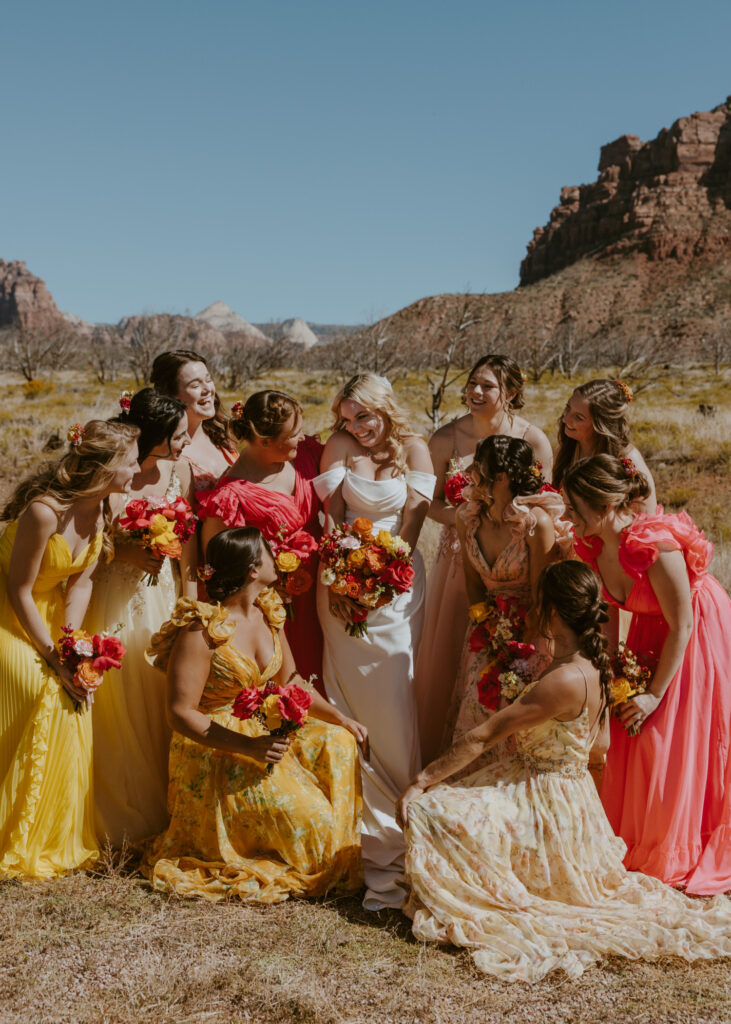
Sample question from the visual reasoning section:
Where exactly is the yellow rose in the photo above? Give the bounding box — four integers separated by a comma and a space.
260, 693, 282, 731
347, 548, 366, 568
611, 676, 634, 704
469, 601, 490, 624
148, 514, 178, 548
276, 551, 301, 574
376, 529, 393, 550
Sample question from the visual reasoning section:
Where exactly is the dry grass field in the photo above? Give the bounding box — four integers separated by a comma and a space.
0, 365, 729, 1024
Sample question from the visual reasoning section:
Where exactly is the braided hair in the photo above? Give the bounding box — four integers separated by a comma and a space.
203, 527, 267, 603
230, 390, 302, 444
472, 434, 543, 501
537, 561, 613, 720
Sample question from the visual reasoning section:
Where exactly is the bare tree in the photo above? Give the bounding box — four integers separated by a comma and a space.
702, 318, 729, 375
215, 331, 299, 390
3, 319, 76, 381
123, 315, 194, 385
87, 325, 122, 384
515, 324, 556, 382
423, 295, 484, 431
551, 312, 588, 379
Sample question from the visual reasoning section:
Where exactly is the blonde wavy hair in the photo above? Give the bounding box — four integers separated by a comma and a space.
331, 374, 418, 473
2, 420, 140, 562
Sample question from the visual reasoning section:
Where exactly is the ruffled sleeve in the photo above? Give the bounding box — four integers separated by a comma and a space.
312, 466, 347, 501
405, 470, 437, 500
255, 587, 287, 631
573, 534, 602, 565
294, 435, 324, 480
195, 482, 247, 526
146, 598, 235, 671
506, 491, 574, 558
619, 511, 713, 584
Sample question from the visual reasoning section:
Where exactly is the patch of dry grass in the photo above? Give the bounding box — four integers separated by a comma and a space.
0, 870, 729, 1024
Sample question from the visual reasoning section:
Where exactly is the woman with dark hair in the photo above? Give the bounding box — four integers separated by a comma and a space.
443, 435, 572, 759
0, 421, 140, 878
397, 561, 731, 983
553, 378, 656, 511
141, 527, 367, 903
86, 388, 197, 846
150, 349, 237, 490
564, 454, 731, 894
197, 390, 325, 692
415, 355, 553, 763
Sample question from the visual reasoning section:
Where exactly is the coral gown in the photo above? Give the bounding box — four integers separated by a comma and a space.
196, 436, 324, 692
576, 511, 731, 895
0, 520, 103, 878
141, 592, 362, 902
405, 679, 731, 983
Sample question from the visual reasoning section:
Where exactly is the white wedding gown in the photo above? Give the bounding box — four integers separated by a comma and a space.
314, 467, 436, 910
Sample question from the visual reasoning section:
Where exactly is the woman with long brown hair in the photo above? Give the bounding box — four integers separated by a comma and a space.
0, 421, 139, 878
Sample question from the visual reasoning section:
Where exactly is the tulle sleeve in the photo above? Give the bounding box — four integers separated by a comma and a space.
312, 466, 347, 501
619, 511, 713, 583
195, 482, 247, 526
146, 598, 235, 671
405, 470, 437, 500
255, 587, 287, 631
294, 435, 324, 480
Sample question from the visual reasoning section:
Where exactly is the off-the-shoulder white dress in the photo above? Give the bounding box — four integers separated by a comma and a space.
313, 467, 436, 910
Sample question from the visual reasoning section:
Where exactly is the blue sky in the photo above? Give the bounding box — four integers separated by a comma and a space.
3, 1, 729, 325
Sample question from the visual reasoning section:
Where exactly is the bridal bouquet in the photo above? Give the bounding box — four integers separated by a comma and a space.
56, 625, 126, 710
232, 678, 315, 771
270, 523, 315, 618
118, 495, 197, 585
318, 517, 415, 638
609, 642, 653, 735
443, 458, 470, 507
469, 595, 534, 711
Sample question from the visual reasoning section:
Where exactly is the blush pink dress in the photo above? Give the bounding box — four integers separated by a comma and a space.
195, 437, 325, 694
575, 512, 731, 895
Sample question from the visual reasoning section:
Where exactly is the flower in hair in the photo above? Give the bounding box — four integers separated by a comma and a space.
231, 401, 245, 420
615, 380, 634, 403
67, 423, 85, 447
521, 372, 528, 383
119, 390, 134, 413
620, 457, 637, 477
529, 460, 543, 479
197, 563, 215, 582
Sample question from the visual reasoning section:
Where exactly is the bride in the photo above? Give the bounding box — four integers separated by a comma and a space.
314, 373, 435, 910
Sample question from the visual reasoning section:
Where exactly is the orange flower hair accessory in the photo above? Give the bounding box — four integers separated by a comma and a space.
615, 380, 634, 403
67, 423, 85, 447
620, 457, 637, 476
231, 401, 245, 420
529, 460, 543, 479
197, 563, 215, 582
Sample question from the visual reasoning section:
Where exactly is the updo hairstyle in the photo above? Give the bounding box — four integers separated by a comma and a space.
150, 349, 232, 451
536, 560, 612, 719
554, 379, 632, 488
471, 434, 543, 499
331, 373, 416, 473
563, 454, 651, 515
463, 354, 525, 412
115, 388, 187, 463
203, 527, 268, 603
231, 390, 302, 444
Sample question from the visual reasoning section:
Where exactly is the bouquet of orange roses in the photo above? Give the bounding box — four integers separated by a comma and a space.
609, 642, 654, 735
232, 677, 315, 772
318, 517, 415, 638
118, 495, 197, 585
56, 625, 126, 710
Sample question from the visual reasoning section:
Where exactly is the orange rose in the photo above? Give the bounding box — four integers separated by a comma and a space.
74, 660, 103, 692
331, 579, 348, 595
365, 549, 386, 573
351, 517, 373, 537
345, 581, 361, 599
285, 566, 312, 596
155, 537, 182, 559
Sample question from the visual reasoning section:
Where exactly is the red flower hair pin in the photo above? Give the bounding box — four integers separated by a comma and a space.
67, 423, 85, 447
615, 380, 634, 403
231, 402, 245, 420
620, 457, 637, 476
529, 460, 543, 479
119, 390, 134, 413
197, 564, 215, 582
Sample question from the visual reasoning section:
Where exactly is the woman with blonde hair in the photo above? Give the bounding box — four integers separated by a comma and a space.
554, 378, 656, 510
416, 354, 553, 763
314, 373, 436, 910
565, 454, 731, 894
0, 420, 139, 878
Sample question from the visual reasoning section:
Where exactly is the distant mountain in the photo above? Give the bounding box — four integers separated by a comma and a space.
195, 301, 270, 340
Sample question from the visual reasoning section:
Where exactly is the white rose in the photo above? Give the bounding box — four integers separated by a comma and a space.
320, 568, 337, 586
73, 639, 95, 658
339, 536, 361, 550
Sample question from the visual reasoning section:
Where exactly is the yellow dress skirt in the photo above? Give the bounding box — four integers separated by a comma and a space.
141, 592, 363, 902
0, 521, 103, 878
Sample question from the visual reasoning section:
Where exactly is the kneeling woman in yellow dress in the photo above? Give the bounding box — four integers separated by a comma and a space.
0, 420, 141, 879
142, 526, 367, 903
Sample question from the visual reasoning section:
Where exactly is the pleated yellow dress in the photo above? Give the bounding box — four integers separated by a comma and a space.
0, 520, 102, 879
141, 591, 363, 903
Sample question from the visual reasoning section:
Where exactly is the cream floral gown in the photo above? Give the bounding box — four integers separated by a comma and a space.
404, 679, 731, 983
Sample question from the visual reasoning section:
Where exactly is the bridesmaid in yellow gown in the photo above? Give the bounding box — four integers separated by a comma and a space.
142, 526, 368, 903
0, 420, 140, 879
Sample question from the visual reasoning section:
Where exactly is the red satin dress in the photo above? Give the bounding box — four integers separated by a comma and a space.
576, 512, 731, 895
196, 437, 325, 695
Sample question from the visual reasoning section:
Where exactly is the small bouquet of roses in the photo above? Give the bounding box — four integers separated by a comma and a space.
232, 677, 315, 772
609, 642, 654, 735
469, 594, 534, 711
443, 458, 470, 507
269, 523, 315, 619
318, 517, 415, 638
56, 625, 126, 710
118, 495, 197, 585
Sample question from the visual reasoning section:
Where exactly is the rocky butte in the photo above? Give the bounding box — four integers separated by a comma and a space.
0, 260, 63, 333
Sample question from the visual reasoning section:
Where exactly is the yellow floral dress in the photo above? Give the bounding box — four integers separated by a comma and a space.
141, 591, 363, 902
404, 681, 731, 982
0, 520, 103, 878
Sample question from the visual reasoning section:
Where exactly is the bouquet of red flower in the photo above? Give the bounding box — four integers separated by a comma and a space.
318, 517, 415, 638
56, 625, 126, 710
443, 458, 470, 507
609, 642, 654, 735
269, 523, 316, 619
118, 495, 197, 585
232, 678, 315, 771
469, 595, 534, 711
